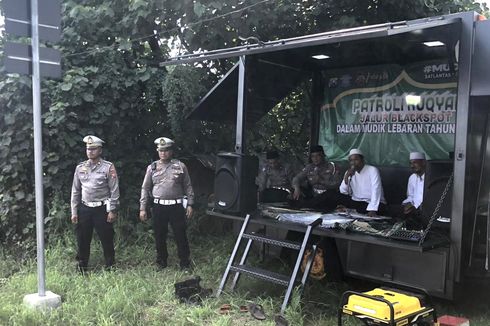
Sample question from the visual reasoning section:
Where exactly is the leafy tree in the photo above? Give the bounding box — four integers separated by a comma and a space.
0, 0, 172, 243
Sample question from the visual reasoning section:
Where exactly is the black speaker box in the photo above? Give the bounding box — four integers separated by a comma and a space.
422, 160, 453, 229
214, 152, 258, 214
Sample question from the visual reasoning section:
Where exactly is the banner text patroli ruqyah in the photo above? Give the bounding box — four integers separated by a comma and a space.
319, 61, 457, 166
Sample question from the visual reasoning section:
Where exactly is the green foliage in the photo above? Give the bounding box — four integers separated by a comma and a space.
162, 65, 234, 154
0, 0, 488, 242
0, 71, 37, 243
248, 86, 312, 161
44, 193, 72, 237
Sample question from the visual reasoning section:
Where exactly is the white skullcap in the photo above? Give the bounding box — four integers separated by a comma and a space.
348, 148, 364, 157
83, 135, 104, 148
409, 152, 426, 160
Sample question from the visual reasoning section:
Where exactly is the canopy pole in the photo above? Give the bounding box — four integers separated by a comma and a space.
235, 55, 246, 154
310, 71, 323, 149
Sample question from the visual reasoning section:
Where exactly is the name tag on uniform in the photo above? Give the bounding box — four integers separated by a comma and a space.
172, 163, 184, 179
172, 163, 183, 172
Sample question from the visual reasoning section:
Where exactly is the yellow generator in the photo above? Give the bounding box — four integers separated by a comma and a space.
338, 287, 437, 326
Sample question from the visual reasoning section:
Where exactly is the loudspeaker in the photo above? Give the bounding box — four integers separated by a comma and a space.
422, 160, 453, 228
214, 152, 258, 214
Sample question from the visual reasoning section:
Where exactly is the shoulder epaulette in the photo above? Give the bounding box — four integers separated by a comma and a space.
151, 161, 158, 171
100, 159, 113, 167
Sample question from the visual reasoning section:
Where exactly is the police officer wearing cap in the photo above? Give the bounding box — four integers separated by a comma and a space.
139, 137, 194, 270
401, 152, 426, 225
71, 135, 120, 272
290, 145, 341, 208
284, 145, 344, 280
257, 150, 294, 202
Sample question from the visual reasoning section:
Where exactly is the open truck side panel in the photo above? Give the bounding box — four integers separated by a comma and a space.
164, 12, 490, 299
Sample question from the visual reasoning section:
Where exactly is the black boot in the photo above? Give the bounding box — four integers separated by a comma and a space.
156, 260, 168, 270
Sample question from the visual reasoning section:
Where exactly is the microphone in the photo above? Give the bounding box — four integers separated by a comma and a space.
347, 164, 355, 196
348, 164, 355, 177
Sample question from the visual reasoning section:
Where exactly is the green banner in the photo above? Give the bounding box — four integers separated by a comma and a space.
319, 60, 457, 166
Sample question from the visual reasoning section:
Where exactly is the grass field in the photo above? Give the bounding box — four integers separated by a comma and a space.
1, 219, 489, 325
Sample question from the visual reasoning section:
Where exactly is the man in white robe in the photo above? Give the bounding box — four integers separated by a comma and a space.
338, 148, 386, 216
401, 152, 426, 226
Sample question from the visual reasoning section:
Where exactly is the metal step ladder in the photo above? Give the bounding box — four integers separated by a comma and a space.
216, 214, 323, 313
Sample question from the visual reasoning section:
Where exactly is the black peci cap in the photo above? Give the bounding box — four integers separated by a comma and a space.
310, 145, 325, 154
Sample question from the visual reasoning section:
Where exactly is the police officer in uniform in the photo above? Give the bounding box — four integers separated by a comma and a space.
71, 135, 119, 273
139, 137, 194, 270
291, 145, 341, 209
285, 146, 343, 279
257, 150, 294, 202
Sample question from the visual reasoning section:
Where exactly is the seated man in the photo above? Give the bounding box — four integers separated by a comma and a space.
290, 145, 342, 209
338, 148, 386, 216
257, 150, 294, 202
401, 152, 426, 227
285, 146, 344, 280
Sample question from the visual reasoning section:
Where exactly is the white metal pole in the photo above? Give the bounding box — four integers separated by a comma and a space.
235, 55, 246, 154
30, 0, 46, 296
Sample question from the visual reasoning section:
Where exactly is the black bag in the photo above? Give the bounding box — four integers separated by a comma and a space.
174, 276, 212, 305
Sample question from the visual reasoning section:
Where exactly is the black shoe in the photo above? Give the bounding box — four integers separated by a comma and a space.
105, 257, 115, 268
180, 262, 192, 271
157, 261, 168, 270
105, 264, 116, 272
